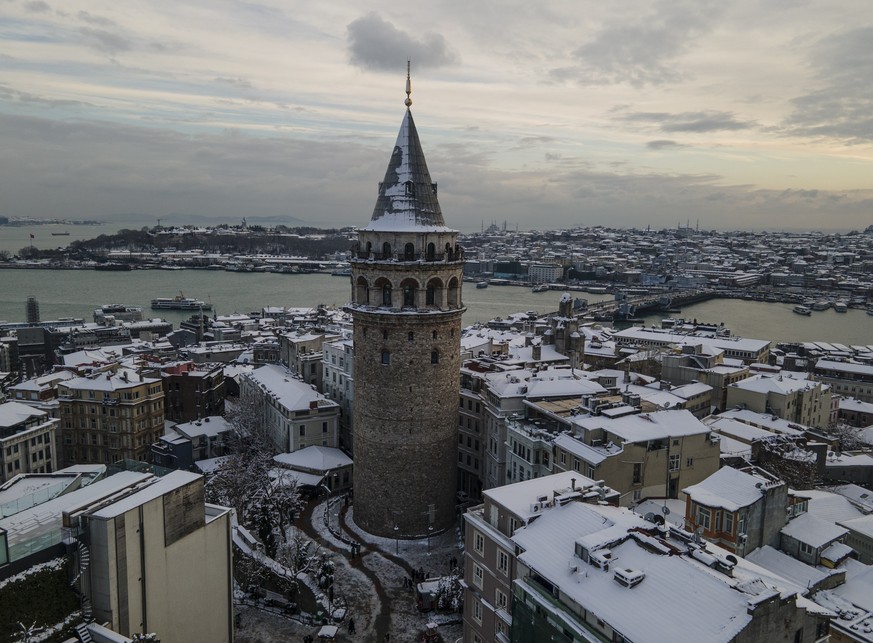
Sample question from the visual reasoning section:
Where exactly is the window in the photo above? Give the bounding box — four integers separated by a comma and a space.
381, 351, 390, 365
322, 422, 328, 433
696, 506, 711, 530
426, 286, 435, 305
497, 549, 509, 574
472, 599, 482, 624
800, 542, 815, 556
403, 285, 415, 307
669, 454, 680, 471
431, 351, 439, 364
495, 588, 508, 609
560, 452, 566, 465
737, 512, 746, 536
408, 332, 414, 341
632, 463, 641, 484
382, 284, 392, 306
299, 426, 306, 437
404, 242, 415, 259
686, 457, 693, 468
722, 511, 734, 534
473, 563, 484, 589
474, 531, 484, 555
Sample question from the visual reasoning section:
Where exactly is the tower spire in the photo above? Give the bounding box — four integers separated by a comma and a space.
405, 60, 412, 108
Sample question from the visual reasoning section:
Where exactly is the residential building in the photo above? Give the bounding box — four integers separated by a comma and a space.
58, 368, 164, 467
552, 409, 721, 505
0, 401, 59, 482
239, 363, 340, 453
322, 337, 354, 452
279, 330, 340, 390
157, 361, 225, 423
462, 471, 618, 643
814, 360, 873, 404
726, 374, 832, 428
151, 416, 231, 471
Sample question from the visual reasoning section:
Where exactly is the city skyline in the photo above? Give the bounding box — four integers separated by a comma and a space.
2, 0, 872, 232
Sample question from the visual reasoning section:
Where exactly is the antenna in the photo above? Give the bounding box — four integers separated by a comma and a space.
405, 60, 412, 107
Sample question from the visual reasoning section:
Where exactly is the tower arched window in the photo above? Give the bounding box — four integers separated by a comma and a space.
403, 285, 415, 307
445, 243, 451, 259
426, 285, 435, 306
381, 350, 390, 365
405, 180, 415, 196
382, 242, 392, 259
431, 350, 439, 364
408, 332, 414, 342
382, 284, 392, 307
365, 241, 372, 257
426, 243, 436, 261
432, 330, 438, 340
404, 243, 415, 260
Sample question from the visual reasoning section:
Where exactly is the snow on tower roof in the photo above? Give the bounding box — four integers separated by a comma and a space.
363, 83, 454, 233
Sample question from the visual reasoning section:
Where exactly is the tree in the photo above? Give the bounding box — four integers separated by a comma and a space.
205, 392, 301, 544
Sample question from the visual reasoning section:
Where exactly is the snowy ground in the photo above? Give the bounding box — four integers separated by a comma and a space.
234, 499, 464, 643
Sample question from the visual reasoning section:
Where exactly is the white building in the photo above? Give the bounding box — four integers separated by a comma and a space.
240, 364, 340, 452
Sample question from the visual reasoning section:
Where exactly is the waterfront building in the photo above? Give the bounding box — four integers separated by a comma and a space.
346, 73, 465, 537
0, 401, 59, 482
612, 326, 772, 365
57, 368, 164, 467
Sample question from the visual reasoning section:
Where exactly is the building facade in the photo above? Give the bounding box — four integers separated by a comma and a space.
0, 401, 59, 483
346, 76, 465, 537
58, 368, 164, 467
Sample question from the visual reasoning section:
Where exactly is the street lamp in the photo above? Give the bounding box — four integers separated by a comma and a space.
427, 525, 434, 554
394, 523, 399, 555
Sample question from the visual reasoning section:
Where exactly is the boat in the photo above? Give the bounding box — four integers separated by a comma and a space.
476, 281, 489, 289
793, 305, 812, 316
51, 232, 71, 236
331, 267, 352, 277
532, 284, 549, 293
811, 300, 831, 311
834, 300, 848, 313
151, 292, 212, 311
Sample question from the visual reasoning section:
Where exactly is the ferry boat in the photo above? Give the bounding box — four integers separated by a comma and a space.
51, 231, 71, 236
811, 300, 831, 311
834, 300, 848, 313
476, 281, 489, 289
793, 305, 812, 316
151, 292, 211, 311
532, 284, 550, 293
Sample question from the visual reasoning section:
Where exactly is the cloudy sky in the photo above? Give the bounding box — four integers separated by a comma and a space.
2, 0, 872, 232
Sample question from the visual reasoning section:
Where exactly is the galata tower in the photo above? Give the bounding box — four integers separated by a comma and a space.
347, 69, 465, 537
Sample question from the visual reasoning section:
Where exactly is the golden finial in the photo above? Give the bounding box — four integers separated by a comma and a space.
405, 60, 412, 108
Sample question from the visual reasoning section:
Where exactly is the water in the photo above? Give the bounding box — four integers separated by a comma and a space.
0, 269, 869, 345
0, 270, 606, 327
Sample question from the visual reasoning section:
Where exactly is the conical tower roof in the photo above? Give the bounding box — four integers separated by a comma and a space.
363, 107, 453, 233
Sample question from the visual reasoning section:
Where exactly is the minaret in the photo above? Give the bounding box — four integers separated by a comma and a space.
347, 66, 465, 537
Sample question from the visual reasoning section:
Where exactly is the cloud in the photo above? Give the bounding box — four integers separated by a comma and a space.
0, 83, 91, 108
552, 0, 721, 86
646, 140, 686, 150
78, 27, 131, 55
77, 11, 116, 28
782, 27, 873, 143
23, 1, 51, 13
620, 110, 756, 133
346, 13, 458, 72
214, 77, 255, 91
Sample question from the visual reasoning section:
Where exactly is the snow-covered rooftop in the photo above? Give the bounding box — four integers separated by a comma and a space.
683, 466, 771, 512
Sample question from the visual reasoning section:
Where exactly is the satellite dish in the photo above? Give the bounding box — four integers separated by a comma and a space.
644, 512, 656, 523
725, 554, 738, 565
661, 505, 671, 516
653, 515, 665, 526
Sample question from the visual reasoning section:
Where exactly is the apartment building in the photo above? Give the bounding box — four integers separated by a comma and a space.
0, 401, 58, 483
726, 374, 832, 429
814, 359, 873, 404
552, 409, 721, 505
58, 368, 164, 467
239, 363, 340, 452
157, 361, 225, 423
322, 337, 354, 452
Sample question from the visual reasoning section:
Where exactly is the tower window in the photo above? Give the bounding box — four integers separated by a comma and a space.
381, 350, 390, 365
432, 330, 438, 340
431, 351, 439, 364
405, 180, 415, 196
382, 284, 392, 307
383, 330, 389, 340
426, 285, 435, 306
403, 285, 415, 307
404, 243, 415, 260
382, 242, 392, 258
408, 332, 414, 342
426, 243, 436, 261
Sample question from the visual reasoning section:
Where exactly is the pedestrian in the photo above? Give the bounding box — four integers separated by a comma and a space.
348, 617, 356, 634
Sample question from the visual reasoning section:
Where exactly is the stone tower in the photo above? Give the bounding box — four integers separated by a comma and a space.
347, 70, 465, 537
